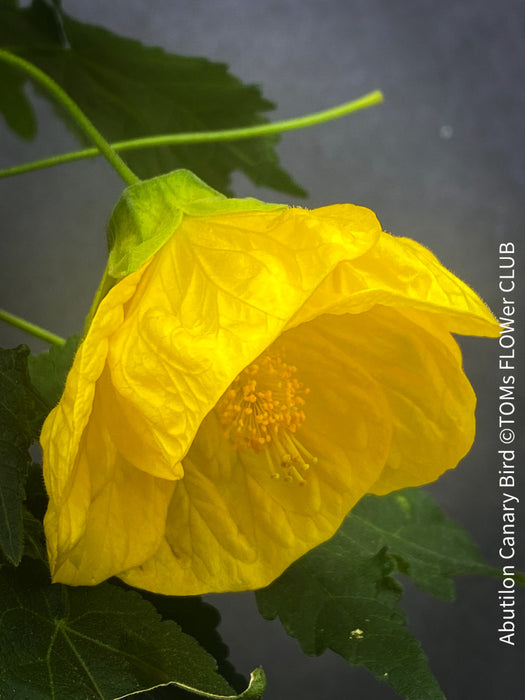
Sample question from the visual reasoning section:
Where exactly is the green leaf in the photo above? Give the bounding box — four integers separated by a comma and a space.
0, 59, 37, 140
131, 591, 247, 696
349, 488, 497, 600
0, 507, 46, 568
28, 334, 79, 408
257, 554, 444, 700
256, 489, 501, 699
253, 502, 421, 698
0, 0, 306, 197
0, 560, 243, 700
20, 506, 47, 562
0, 0, 63, 140
0, 346, 47, 565
24, 460, 49, 523
107, 169, 286, 278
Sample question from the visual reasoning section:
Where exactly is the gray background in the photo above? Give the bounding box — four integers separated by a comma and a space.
1, 1, 524, 698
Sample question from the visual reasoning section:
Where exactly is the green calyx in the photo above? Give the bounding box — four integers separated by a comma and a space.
84, 169, 285, 333
106, 168, 286, 280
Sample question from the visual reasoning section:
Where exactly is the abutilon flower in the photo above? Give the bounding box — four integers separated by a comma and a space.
41, 171, 499, 595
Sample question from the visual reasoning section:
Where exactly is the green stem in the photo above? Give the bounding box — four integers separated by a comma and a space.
0, 49, 140, 186
0, 90, 383, 179
0, 309, 66, 346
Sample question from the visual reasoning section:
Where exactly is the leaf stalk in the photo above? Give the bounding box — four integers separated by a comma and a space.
0, 309, 66, 346
0, 49, 140, 186
0, 90, 383, 179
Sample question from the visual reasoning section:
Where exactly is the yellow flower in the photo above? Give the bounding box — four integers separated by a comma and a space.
41, 176, 499, 596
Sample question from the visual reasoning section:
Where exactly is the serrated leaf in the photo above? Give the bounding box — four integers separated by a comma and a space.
25, 460, 49, 522
0, 560, 238, 700
0, 508, 45, 568
0, 346, 47, 564
0, 0, 306, 197
0, 60, 37, 139
28, 334, 79, 408
256, 499, 449, 699
348, 488, 498, 600
0, 0, 62, 139
21, 506, 46, 562
256, 488, 501, 698
132, 591, 247, 696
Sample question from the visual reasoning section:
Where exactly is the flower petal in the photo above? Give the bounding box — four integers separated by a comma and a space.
289, 231, 500, 337
42, 267, 177, 585
103, 204, 381, 473
119, 323, 392, 594
107, 168, 286, 279
42, 203, 382, 589
49, 387, 176, 586
42, 267, 146, 541
41, 196, 498, 595
301, 307, 477, 494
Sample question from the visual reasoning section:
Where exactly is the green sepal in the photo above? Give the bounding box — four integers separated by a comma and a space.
107, 169, 287, 279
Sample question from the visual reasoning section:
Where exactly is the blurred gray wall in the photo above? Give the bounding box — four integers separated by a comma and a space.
1, 1, 523, 698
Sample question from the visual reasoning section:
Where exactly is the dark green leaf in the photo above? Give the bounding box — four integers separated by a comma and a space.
28, 334, 79, 408
256, 489, 501, 699
0, 508, 45, 568
256, 500, 440, 699
0, 346, 47, 564
0, 560, 239, 700
21, 505, 46, 562
257, 553, 444, 698
0, 0, 64, 141
349, 488, 497, 600
0, 60, 37, 140
0, 0, 39, 139
0, 1, 306, 197
25, 460, 48, 522
134, 591, 247, 696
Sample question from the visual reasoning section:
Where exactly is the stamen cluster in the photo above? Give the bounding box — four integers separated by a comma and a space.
217, 352, 316, 482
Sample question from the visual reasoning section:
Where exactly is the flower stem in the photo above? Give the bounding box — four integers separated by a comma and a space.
0, 309, 66, 346
0, 90, 383, 179
0, 49, 140, 186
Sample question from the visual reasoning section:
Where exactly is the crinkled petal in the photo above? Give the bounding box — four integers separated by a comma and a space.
103, 204, 381, 473
302, 307, 477, 494
42, 199, 499, 594
289, 231, 500, 337
50, 381, 176, 585
119, 323, 393, 594
42, 267, 177, 584
42, 203, 381, 587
